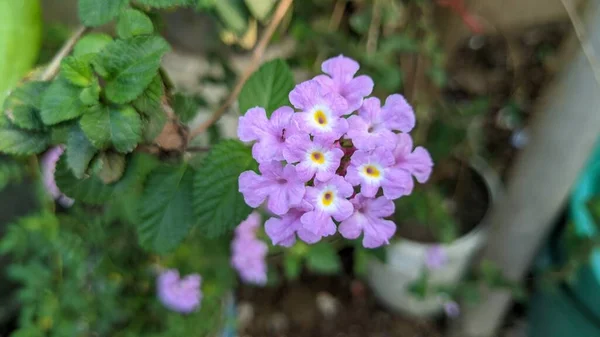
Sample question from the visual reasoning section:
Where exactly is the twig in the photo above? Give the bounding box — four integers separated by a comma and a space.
40, 26, 88, 81
366, 0, 382, 55
329, 0, 346, 31
188, 0, 294, 141
560, 0, 600, 86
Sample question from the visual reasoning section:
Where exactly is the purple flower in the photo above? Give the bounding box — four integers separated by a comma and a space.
345, 147, 413, 199
338, 194, 396, 248
157, 269, 202, 314
264, 202, 322, 246
425, 245, 447, 270
235, 211, 261, 240
444, 301, 460, 318
392, 133, 434, 184
301, 176, 354, 239
283, 133, 344, 182
237, 106, 298, 163
238, 161, 306, 215
289, 80, 349, 142
313, 55, 374, 114
346, 97, 398, 150
231, 213, 268, 285
40, 146, 74, 207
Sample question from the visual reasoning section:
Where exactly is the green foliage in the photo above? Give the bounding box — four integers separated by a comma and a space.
136, 0, 196, 8
40, 77, 86, 125
214, 0, 249, 35
138, 164, 194, 253
238, 59, 295, 116
0, 156, 28, 192
3, 81, 48, 131
284, 254, 302, 280
78, 0, 129, 27
117, 9, 154, 39
132, 75, 167, 141
193, 140, 257, 237
60, 55, 94, 87
79, 78, 101, 106
92, 152, 127, 184
172, 93, 200, 123
0, 128, 49, 155
66, 125, 97, 179
55, 156, 114, 204
92, 35, 170, 103
244, 0, 276, 21
306, 243, 341, 274
73, 33, 113, 57
79, 105, 143, 153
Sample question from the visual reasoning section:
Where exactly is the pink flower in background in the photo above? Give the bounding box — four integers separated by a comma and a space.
425, 245, 448, 270
392, 133, 434, 185
339, 194, 396, 248
289, 79, 349, 142
284, 133, 344, 182
231, 212, 268, 285
40, 146, 74, 207
301, 176, 354, 239
237, 106, 298, 163
157, 269, 202, 314
444, 300, 461, 318
238, 161, 306, 215
345, 147, 413, 199
313, 55, 374, 114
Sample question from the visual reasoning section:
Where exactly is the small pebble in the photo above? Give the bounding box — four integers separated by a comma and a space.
468, 35, 486, 50
316, 291, 339, 319
237, 301, 254, 330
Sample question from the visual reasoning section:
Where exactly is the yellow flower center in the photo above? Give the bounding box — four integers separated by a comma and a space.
311, 151, 325, 164
313, 110, 328, 125
322, 191, 334, 206
363, 165, 381, 178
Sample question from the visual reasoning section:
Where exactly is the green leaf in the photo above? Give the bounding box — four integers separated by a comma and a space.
214, 0, 249, 34
135, 0, 195, 8
66, 126, 97, 179
80, 106, 142, 153
79, 79, 101, 106
244, 0, 276, 21
0, 128, 49, 155
138, 164, 194, 253
172, 93, 199, 123
3, 81, 48, 130
132, 74, 164, 115
193, 140, 257, 237
117, 9, 154, 39
306, 243, 341, 274
73, 33, 113, 57
92, 35, 170, 103
55, 156, 114, 204
238, 59, 295, 116
284, 254, 302, 280
92, 152, 126, 184
40, 77, 85, 125
60, 56, 94, 87
353, 248, 369, 277
78, 0, 128, 27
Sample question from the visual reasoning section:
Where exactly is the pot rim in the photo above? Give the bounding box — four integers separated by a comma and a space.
393, 156, 503, 248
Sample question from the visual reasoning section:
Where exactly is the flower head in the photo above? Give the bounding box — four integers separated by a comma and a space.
283, 133, 344, 182
289, 80, 348, 142
444, 301, 461, 318
392, 133, 434, 184
238, 161, 306, 215
346, 95, 415, 150
301, 176, 354, 239
264, 202, 322, 246
345, 147, 413, 199
41, 146, 74, 207
231, 212, 268, 285
339, 194, 396, 248
425, 245, 447, 270
313, 55, 374, 114
237, 106, 298, 163
157, 269, 202, 314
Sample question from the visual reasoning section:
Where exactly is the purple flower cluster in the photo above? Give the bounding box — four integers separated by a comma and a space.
231, 212, 268, 285
157, 269, 202, 314
41, 146, 74, 207
238, 55, 433, 248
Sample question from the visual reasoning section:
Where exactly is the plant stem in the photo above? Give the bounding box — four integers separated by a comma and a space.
41, 26, 88, 81
366, 0, 382, 55
187, 0, 294, 141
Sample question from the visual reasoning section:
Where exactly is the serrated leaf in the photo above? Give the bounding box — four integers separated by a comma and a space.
0, 128, 49, 155
66, 126, 97, 179
172, 93, 199, 123
60, 56, 94, 87
141, 109, 167, 142
80, 105, 142, 153
132, 74, 163, 115
136, 0, 195, 8
78, 0, 128, 27
79, 79, 101, 106
238, 59, 295, 116
55, 156, 114, 204
138, 164, 194, 253
3, 81, 48, 130
117, 9, 154, 39
93, 152, 126, 184
73, 33, 113, 57
40, 77, 85, 125
193, 140, 257, 237
306, 243, 341, 274
92, 35, 170, 103
244, 0, 276, 21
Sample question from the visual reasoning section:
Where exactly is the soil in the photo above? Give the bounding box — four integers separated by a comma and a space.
237, 274, 442, 337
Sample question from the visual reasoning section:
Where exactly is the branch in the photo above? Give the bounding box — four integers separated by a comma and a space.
366, 0, 382, 55
40, 26, 88, 81
188, 0, 294, 141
